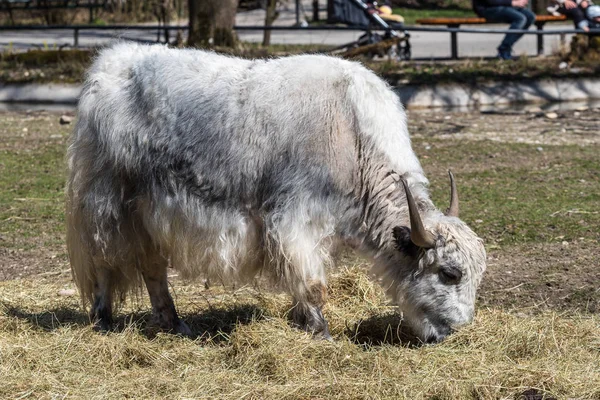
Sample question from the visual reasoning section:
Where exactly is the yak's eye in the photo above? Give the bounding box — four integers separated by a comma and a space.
440, 266, 463, 283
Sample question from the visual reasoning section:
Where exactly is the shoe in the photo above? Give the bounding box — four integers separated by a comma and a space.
497, 48, 514, 60
547, 5, 561, 16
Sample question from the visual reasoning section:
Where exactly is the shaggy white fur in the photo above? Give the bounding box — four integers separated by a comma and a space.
67, 42, 486, 341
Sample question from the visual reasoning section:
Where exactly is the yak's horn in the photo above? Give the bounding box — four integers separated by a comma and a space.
401, 178, 436, 249
445, 170, 459, 217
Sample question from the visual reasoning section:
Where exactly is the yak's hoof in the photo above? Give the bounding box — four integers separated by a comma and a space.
148, 319, 192, 337
90, 306, 113, 333
313, 323, 333, 341
314, 331, 333, 341
173, 320, 192, 337
92, 319, 112, 334
295, 321, 332, 341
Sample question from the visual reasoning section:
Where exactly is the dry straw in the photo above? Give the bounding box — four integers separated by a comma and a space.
1, 264, 599, 399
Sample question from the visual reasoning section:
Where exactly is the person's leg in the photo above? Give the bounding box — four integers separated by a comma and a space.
480, 6, 530, 57
563, 6, 588, 29
499, 8, 532, 53
519, 7, 536, 30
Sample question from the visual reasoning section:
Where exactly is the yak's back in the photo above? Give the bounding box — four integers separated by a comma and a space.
75, 43, 424, 194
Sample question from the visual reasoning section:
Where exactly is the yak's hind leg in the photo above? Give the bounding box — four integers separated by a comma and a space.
88, 261, 138, 332
142, 255, 192, 336
90, 266, 115, 332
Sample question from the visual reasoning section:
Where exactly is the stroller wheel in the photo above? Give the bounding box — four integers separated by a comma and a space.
401, 46, 411, 61
397, 40, 411, 61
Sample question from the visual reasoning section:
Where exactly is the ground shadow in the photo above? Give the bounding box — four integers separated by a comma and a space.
3, 303, 90, 330
3, 303, 424, 347
2, 302, 264, 343
179, 304, 264, 342
347, 312, 424, 348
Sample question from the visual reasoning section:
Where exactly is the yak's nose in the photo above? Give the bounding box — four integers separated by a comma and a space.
424, 324, 452, 344
425, 334, 443, 344
425, 331, 449, 344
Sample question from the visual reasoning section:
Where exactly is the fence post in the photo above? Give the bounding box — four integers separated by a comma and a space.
536, 22, 544, 56
74, 28, 79, 48
448, 24, 459, 59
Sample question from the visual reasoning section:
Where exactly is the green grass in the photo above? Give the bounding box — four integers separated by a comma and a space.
419, 140, 600, 246
371, 57, 600, 85
2, 47, 599, 87
1, 118, 599, 252
0, 117, 69, 251
392, 7, 475, 25
0, 146, 66, 250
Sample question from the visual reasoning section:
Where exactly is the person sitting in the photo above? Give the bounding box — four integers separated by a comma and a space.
472, 0, 536, 60
587, 5, 600, 28
547, 0, 599, 31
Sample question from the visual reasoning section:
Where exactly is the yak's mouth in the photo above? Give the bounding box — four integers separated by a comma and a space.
404, 300, 475, 344
424, 325, 453, 343
401, 306, 458, 344
419, 318, 454, 343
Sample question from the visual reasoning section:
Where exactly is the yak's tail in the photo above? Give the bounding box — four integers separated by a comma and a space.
65, 194, 95, 309
65, 116, 141, 311
66, 115, 99, 308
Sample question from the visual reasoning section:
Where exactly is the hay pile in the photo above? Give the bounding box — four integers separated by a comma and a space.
1, 263, 599, 399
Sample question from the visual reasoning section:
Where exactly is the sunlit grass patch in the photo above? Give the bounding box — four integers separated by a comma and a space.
392, 7, 474, 25
0, 139, 66, 250
419, 140, 600, 245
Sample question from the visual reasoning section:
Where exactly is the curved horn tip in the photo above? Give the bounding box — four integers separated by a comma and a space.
445, 170, 459, 217
402, 177, 436, 249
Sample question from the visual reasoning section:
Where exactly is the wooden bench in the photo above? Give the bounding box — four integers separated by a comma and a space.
416, 14, 567, 59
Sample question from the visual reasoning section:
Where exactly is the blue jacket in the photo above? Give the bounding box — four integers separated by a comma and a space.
472, 0, 512, 16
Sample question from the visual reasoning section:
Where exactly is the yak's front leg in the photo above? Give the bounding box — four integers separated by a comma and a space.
291, 280, 332, 340
273, 213, 332, 339
142, 257, 192, 336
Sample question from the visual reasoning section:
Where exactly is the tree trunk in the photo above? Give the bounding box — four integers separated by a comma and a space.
263, 0, 278, 46
188, 0, 239, 48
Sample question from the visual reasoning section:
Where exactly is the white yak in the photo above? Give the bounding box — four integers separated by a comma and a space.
66, 42, 486, 342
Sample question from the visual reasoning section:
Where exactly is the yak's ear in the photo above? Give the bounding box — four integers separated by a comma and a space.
393, 226, 420, 258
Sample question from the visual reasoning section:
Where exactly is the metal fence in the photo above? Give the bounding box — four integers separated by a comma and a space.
0, 23, 598, 58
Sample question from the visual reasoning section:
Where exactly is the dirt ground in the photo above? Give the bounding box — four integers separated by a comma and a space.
481, 242, 600, 313
1, 108, 599, 313
408, 107, 600, 146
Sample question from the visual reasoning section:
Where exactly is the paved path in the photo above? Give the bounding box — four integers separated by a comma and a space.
0, 1, 575, 59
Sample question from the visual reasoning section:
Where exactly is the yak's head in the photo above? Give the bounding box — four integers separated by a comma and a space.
387, 172, 486, 343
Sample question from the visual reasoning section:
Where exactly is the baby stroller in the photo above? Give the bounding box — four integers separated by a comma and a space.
327, 0, 411, 60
